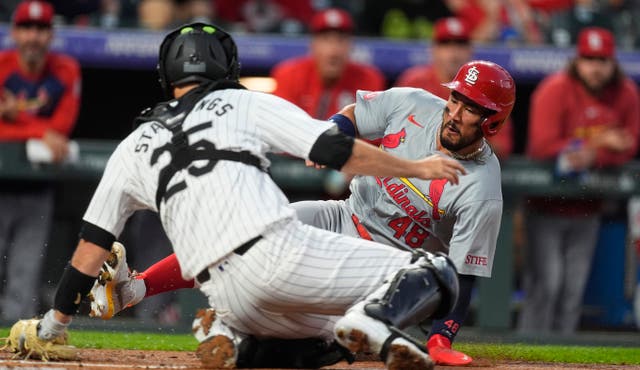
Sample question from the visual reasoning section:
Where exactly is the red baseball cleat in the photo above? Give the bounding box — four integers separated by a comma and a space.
426, 334, 473, 366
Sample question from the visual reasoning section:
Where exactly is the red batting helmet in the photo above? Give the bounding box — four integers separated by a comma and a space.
442, 60, 516, 137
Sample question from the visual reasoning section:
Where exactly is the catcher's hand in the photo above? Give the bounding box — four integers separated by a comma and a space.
1, 314, 78, 361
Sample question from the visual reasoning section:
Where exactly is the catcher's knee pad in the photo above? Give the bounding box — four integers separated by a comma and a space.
364, 252, 459, 329
421, 252, 460, 318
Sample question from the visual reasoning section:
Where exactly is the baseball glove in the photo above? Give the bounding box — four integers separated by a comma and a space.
1, 319, 78, 361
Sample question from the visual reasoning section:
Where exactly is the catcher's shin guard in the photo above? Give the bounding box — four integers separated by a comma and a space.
365, 253, 459, 329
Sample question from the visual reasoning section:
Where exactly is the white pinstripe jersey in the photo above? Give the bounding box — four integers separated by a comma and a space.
346, 87, 503, 277
83, 87, 335, 279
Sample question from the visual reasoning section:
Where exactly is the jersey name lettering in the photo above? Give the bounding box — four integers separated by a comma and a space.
195, 97, 234, 116
377, 177, 432, 228
134, 122, 165, 153
465, 254, 488, 266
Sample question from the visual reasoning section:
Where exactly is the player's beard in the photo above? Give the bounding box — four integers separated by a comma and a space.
19, 42, 48, 69
439, 114, 484, 153
578, 72, 615, 96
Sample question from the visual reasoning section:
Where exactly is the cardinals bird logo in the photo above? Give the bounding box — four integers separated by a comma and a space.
381, 128, 407, 149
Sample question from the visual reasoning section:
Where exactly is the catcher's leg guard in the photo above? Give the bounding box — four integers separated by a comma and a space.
365, 252, 459, 330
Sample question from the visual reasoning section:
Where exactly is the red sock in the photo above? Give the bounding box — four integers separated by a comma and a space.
136, 253, 194, 297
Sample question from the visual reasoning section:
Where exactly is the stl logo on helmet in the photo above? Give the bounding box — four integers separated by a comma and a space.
464, 66, 480, 85
28, 2, 44, 18
588, 33, 603, 51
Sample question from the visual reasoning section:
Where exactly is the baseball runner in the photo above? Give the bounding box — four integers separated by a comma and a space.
293, 61, 512, 366
90, 60, 515, 367
6, 22, 468, 369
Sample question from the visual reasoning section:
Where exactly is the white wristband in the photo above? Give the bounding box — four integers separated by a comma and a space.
38, 309, 71, 341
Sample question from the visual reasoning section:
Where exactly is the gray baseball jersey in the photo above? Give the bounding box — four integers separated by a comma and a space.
300, 88, 503, 277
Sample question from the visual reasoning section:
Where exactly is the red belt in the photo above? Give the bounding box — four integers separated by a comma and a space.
351, 214, 373, 241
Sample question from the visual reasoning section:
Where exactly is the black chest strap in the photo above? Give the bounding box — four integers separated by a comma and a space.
154, 122, 265, 210
138, 81, 264, 210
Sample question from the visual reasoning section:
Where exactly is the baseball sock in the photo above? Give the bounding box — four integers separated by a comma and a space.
429, 274, 475, 342
137, 253, 194, 297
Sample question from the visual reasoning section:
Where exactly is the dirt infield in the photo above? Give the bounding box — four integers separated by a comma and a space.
1, 349, 639, 370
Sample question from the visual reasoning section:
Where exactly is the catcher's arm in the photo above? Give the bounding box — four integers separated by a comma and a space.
305, 104, 357, 169
46, 240, 109, 331
2, 239, 109, 360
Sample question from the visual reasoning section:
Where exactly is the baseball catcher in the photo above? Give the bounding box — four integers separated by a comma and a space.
4, 21, 467, 370
88, 59, 515, 367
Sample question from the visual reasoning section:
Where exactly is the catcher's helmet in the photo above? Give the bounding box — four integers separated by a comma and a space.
442, 60, 515, 137
157, 22, 240, 98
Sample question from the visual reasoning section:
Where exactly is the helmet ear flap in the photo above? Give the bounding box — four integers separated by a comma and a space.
482, 117, 504, 137
157, 28, 180, 98
217, 32, 241, 81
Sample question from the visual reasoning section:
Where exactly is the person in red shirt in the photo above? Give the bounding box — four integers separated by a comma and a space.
396, 17, 514, 161
271, 7, 386, 196
271, 8, 386, 120
445, 0, 543, 44
0, 0, 81, 321
519, 27, 639, 334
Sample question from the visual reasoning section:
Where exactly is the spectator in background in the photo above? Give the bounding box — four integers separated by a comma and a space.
214, 0, 314, 34
545, 0, 619, 47
270, 7, 386, 197
271, 7, 386, 120
49, 0, 141, 29
0, 0, 81, 320
444, 0, 503, 43
395, 17, 514, 160
174, 0, 215, 26
137, 0, 176, 30
445, 0, 544, 44
49, 0, 100, 26
360, 1, 453, 39
519, 27, 639, 334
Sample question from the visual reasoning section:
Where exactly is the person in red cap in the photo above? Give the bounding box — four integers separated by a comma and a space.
519, 26, 639, 334
271, 7, 386, 120
396, 17, 513, 161
270, 7, 386, 196
0, 0, 81, 321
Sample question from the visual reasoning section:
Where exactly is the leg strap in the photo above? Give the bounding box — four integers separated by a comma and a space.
364, 253, 459, 329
